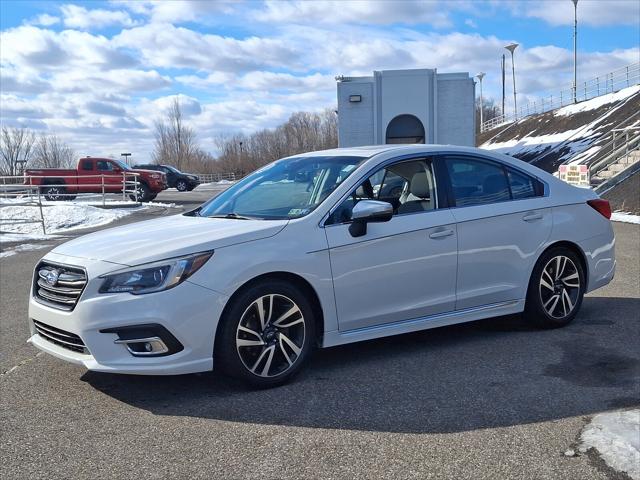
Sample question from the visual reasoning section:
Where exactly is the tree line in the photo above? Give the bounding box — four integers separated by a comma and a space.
0, 127, 75, 176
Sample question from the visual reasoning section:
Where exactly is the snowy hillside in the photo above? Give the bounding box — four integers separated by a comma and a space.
479, 85, 640, 173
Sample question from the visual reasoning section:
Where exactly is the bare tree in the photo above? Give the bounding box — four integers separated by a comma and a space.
32, 133, 75, 169
152, 98, 199, 170
0, 126, 35, 175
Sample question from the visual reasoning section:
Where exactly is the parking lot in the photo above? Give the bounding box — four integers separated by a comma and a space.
1, 192, 638, 480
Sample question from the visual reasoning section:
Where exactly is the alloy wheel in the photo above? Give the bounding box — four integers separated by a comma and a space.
45, 186, 62, 200
539, 255, 581, 319
236, 294, 306, 378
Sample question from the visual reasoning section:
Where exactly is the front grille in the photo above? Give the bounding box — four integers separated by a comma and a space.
33, 320, 88, 354
33, 262, 87, 311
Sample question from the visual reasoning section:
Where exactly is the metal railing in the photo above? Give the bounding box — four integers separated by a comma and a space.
195, 172, 236, 183
590, 129, 640, 179
481, 62, 640, 133
0, 173, 142, 237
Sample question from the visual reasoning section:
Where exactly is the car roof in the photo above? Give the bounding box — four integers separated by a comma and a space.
293, 144, 516, 159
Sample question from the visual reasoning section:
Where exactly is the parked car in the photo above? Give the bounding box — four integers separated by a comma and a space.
134, 164, 200, 191
25, 157, 167, 202
27, 145, 615, 388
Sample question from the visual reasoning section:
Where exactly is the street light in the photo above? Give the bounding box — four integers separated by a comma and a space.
120, 152, 131, 165
572, 0, 579, 103
505, 43, 519, 120
476, 72, 486, 127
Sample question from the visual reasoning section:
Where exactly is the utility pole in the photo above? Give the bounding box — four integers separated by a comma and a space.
476, 72, 486, 127
501, 54, 506, 117
572, 0, 579, 103
505, 43, 519, 120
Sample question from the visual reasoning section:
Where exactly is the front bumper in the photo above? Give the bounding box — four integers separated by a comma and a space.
28, 254, 228, 375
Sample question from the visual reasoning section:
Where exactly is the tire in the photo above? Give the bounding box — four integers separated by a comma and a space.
42, 185, 65, 201
147, 193, 157, 202
215, 279, 316, 388
176, 180, 188, 192
129, 182, 152, 202
524, 247, 585, 329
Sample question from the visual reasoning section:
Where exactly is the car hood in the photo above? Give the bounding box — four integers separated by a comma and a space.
51, 214, 289, 266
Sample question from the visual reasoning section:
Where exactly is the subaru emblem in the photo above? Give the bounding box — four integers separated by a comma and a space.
45, 269, 60, 286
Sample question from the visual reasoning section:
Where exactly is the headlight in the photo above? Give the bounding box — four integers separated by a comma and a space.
99, 251, 213, 295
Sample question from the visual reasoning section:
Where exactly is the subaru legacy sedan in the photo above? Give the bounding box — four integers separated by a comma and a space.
28, 145, 615, 387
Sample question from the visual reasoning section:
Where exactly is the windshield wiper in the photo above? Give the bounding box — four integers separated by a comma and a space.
207, 213, 255, 220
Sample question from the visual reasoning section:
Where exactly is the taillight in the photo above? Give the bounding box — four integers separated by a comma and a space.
587, 199, 611, 219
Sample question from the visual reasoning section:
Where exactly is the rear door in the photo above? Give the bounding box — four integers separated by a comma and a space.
325, 157, 458, 331
442, 155, 552, 309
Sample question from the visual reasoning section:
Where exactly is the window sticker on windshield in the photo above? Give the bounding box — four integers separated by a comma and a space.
288, 208, 308, 216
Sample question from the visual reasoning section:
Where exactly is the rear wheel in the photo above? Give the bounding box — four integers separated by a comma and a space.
524, 247, 585, 328
216, 280, 315, 388
42, 185, 65, 201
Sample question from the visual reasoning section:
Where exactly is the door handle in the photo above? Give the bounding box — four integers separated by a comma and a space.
429, 229, 454, 239
522, 213, 543, 222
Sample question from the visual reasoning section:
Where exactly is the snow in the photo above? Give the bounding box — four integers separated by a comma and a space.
556, 85, 640, 117
482, 127, 589, 156
581, 409, 640, 479
611, 212, 640, 224
0, 199, 142, 242
0, 243, 52, 259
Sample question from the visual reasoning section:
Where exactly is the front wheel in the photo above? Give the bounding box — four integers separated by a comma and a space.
129, 183, 152, 202
216, 280, 315, 388
524, 247, 585, 329
176, 180, 188, 192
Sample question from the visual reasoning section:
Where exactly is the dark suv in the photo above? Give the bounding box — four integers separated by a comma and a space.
134, 164, 200, 191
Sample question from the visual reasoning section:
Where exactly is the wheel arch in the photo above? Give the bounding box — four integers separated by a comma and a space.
532, 240, 589, 290
214, 271, 326, 349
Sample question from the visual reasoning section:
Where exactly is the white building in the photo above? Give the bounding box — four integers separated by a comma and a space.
337, 68, 475, 148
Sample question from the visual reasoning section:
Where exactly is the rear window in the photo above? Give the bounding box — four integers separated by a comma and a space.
81, 160, 92, 171
507, 168, 538, 199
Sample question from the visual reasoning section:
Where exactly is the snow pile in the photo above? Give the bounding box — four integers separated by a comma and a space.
581, 409, 640, 480
611, 212, 640, 224
0, 243, 52, 259
482, 127, 589, 156
0, 200, 141, 242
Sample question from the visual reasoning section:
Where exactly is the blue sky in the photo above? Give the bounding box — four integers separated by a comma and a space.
1, 0, 638, 159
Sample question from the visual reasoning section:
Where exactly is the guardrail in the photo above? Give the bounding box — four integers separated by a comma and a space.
481, 62, 640, 133
0, 173, 142, 236
195, 172, 236, 183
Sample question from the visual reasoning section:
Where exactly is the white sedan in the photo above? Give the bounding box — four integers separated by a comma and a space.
28, 145, 615, 387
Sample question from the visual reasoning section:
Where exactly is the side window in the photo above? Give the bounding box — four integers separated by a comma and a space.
81, 160, 92, 171
507, 168, 538, 199
96, 161, 113, 172
446, 157, 510, 207
327, 158, 437, 224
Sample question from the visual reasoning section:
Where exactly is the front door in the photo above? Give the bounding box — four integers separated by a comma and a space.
325, 157, 458, 332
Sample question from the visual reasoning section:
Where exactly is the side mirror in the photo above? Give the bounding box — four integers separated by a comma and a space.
348, 200, 393, 237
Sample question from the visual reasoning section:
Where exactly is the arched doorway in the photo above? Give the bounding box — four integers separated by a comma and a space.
385, 114, 425, 144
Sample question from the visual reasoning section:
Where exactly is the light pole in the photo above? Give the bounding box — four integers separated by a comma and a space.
505, 43, 519, 120
120, 152, 131, 166
476, 72, 486, 127
572, 0, 579, 103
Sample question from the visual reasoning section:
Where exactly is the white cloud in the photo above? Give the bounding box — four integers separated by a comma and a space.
29, 14, 60, 27
255, 0, 453, 28
61, 4, 137, 29
501, 0, 640, 27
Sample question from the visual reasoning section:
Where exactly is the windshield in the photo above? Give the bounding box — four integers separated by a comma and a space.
197, 155, 365, 220
114, 159, 132, 170
165, 165, 181, 174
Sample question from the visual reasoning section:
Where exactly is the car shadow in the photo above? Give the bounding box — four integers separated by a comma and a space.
82, 296, 640, 434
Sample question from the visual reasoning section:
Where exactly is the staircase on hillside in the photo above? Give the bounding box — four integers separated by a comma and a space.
590, 128, 640, 192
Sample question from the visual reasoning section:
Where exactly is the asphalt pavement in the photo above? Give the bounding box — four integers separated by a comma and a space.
0, 199, 638, 479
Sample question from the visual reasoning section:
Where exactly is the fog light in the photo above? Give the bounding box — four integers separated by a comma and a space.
114, 337, 169, 356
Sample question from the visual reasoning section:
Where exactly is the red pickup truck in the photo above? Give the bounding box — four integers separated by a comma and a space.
25, 157, 167, 202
